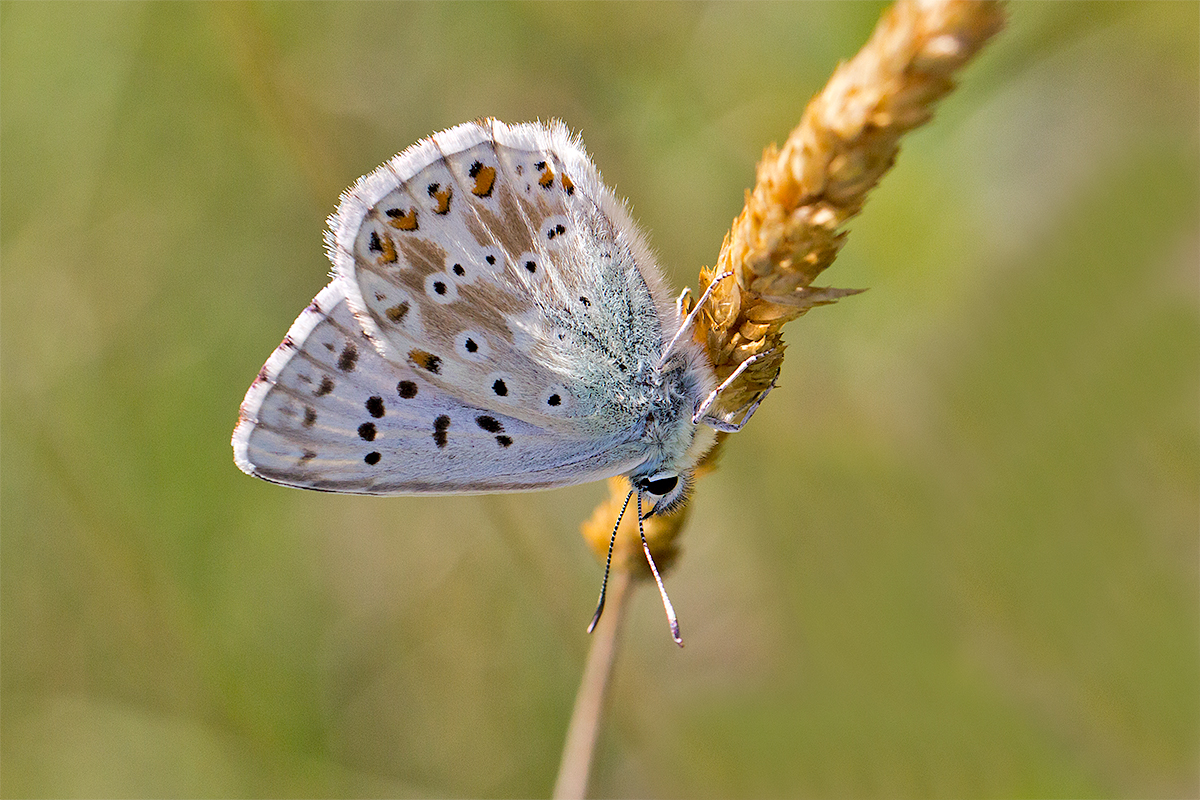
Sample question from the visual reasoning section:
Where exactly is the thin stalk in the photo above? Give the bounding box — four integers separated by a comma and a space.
553, 569, 634, 800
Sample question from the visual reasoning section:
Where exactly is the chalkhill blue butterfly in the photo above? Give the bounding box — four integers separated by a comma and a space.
233, 119, 770, 643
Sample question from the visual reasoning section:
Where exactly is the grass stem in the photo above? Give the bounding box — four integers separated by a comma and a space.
553, 570, 633, 799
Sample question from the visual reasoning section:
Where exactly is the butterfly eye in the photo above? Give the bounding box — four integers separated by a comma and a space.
642, 474, 679, 496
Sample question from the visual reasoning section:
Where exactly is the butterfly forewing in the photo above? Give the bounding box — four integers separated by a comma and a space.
233, 281, 646, 494
328, 120, 673, 438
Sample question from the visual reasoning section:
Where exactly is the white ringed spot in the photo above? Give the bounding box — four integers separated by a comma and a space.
424, 272, 459, 304
454, 330, 491, 362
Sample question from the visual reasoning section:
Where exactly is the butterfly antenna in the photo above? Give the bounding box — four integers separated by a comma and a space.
588, 487, 636, 635
637, 490, 684, 647
658, 271, 733, 369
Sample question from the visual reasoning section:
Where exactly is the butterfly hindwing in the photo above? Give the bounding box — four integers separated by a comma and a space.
233, 281, 646, 495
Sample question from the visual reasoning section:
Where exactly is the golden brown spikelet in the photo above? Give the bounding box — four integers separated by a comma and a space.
583, 0, 1006, 571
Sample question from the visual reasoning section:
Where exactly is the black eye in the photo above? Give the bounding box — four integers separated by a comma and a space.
642, 475, 678, 496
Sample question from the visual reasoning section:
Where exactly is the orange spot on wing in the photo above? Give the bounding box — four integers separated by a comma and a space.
385, 302, 409, 323
386, 207, 419, 231
538, 164, 555, 188
561, 173, 575, 194
431, 184, 453, 214
469, 161, 496, 197
377, 235, 397, 263
407, 348, 442, 374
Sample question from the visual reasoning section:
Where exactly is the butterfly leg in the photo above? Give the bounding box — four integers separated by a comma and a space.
701, 371, 779, 432
693, 352, 764, 423
658, 271, 734, 368
675, 287, 692, 319
693, 352, 780, 432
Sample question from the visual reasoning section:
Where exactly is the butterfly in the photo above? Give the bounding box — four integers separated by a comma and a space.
232, 119, 771, 643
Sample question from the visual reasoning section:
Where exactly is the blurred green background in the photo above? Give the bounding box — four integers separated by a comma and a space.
2, 2, 1196, 797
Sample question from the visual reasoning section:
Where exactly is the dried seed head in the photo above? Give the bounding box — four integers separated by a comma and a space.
584, 0, 1005, 573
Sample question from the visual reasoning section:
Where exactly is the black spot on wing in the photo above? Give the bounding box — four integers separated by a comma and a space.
337, 343, 358, 372
475, 415, 503, 433
433, 414, 450, 448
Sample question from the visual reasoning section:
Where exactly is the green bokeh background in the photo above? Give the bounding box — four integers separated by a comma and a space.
2, 2, 1196, 797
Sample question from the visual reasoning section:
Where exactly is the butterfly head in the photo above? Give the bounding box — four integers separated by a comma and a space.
624, 345, 717, 517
